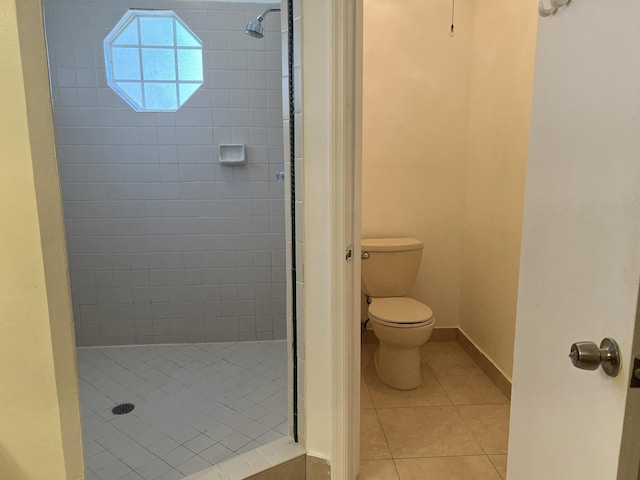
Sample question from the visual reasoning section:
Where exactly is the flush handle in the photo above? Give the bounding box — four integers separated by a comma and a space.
569, 338, 621, 377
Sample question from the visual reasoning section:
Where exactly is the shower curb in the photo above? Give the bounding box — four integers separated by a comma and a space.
181, 437, 306, 480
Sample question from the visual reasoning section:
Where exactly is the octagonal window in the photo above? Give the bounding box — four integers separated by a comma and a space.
104, 10, 203, 112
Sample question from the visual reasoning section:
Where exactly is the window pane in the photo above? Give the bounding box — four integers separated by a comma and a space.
105, 11, 203, 112
177, 49, 203, 81
176, 22, 200, 47
144, 83, 177, 110
113, 20, 139, 45
142, 48, 176, 81
139, 17, 175, 46
179, 83, 200, 106
117, 81, 143, 109
111, 47, 141, 80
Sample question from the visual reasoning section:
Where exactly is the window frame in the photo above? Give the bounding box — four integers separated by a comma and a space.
103, 9, 204, 113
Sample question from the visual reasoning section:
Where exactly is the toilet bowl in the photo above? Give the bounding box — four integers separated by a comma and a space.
361, 237, 435, 390
369, 297, 434, 390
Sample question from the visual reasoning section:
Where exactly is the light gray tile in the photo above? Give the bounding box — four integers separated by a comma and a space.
199, 443, 234, 465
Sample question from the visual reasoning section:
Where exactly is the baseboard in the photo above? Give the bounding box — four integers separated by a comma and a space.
306, 455, 331, 480
361, 326, 511, 399
456, 329, 512, 400
245, 455, 329, 480
362, 327, 458, 345
361, 328, 379, 344
430, 327, 458, 342
246, 455, 306, 480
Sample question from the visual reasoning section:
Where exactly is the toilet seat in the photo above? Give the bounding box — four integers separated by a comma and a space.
369, 297, 433, 328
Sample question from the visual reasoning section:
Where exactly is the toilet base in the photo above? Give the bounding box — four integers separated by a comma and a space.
374, 343, 422, 390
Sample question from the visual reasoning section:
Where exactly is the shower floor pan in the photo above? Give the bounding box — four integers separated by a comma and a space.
78, 341, 288, 480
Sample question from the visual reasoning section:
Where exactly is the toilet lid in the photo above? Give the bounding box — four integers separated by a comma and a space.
369, 297, 433, 325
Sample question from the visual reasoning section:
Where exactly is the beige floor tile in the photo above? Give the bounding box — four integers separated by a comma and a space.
457, 404, 510, 454
433, 367, 509, 405
358, 460, 399, 480
395, 455, 502, 480
488, 455, 507, 479
361, 377, 375, 409
376, 406, 483, 458
421, 341, 477, 373
361, 409, 392, 460
363, 369, 451, 408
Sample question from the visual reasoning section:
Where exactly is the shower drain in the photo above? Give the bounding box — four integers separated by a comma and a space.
111, 403, 135, 415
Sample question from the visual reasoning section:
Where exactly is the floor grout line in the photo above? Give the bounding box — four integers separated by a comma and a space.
487, 454, 506, 480
360, 340, 509, 480
391, 453, 493, 460
80, 341, 289, 480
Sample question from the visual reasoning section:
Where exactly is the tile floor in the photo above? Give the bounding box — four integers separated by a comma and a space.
359, 340, 510, 480
78, 341, 288, 480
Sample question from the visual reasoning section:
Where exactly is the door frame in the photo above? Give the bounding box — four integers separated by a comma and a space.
33, 0, 301, 475
329, 0, 361, 477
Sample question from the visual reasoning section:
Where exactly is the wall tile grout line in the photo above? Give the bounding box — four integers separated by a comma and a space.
45, 0, 286, 347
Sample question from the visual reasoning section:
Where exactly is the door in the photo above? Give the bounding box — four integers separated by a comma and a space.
508, 1, 640, 478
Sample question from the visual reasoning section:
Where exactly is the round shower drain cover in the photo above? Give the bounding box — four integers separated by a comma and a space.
111, 403, 135, 415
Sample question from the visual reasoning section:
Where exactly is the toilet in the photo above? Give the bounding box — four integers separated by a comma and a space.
361, 237, 434, 390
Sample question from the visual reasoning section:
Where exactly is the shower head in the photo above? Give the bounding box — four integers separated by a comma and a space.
245, 8, 281, 38
245, 18, 265, 38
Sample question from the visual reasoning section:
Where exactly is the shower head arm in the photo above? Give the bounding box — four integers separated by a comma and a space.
256, 7, 281, 22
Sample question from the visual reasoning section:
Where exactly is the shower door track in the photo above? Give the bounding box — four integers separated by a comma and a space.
287, 0, 299, 444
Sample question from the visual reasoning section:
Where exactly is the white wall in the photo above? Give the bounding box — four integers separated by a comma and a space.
361, 0, 473, 328
44, 0, 286, 345
509, 0, 640, 477
459, 1, 537, 380
362, 0, 538, 383
1, 0, 83, 477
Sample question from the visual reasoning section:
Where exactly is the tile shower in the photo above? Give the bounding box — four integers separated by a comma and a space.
43, 0, 289, 478
45, 0, 285, 346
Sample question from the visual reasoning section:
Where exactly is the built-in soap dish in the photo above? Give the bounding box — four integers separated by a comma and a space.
219, 144, 246, 165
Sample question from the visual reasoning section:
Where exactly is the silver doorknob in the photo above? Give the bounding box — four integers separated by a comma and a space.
569, 338, 621, 377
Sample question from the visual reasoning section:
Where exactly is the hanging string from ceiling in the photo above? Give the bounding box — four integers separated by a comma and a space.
449, 0, 456, 37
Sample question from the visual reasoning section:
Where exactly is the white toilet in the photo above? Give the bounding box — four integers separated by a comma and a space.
361, 237, 434, 390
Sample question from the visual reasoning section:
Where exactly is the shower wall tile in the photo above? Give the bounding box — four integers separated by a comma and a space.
44, 0, 285, 346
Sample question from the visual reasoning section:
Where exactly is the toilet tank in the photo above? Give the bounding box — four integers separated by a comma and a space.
361, 237, 423, 297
